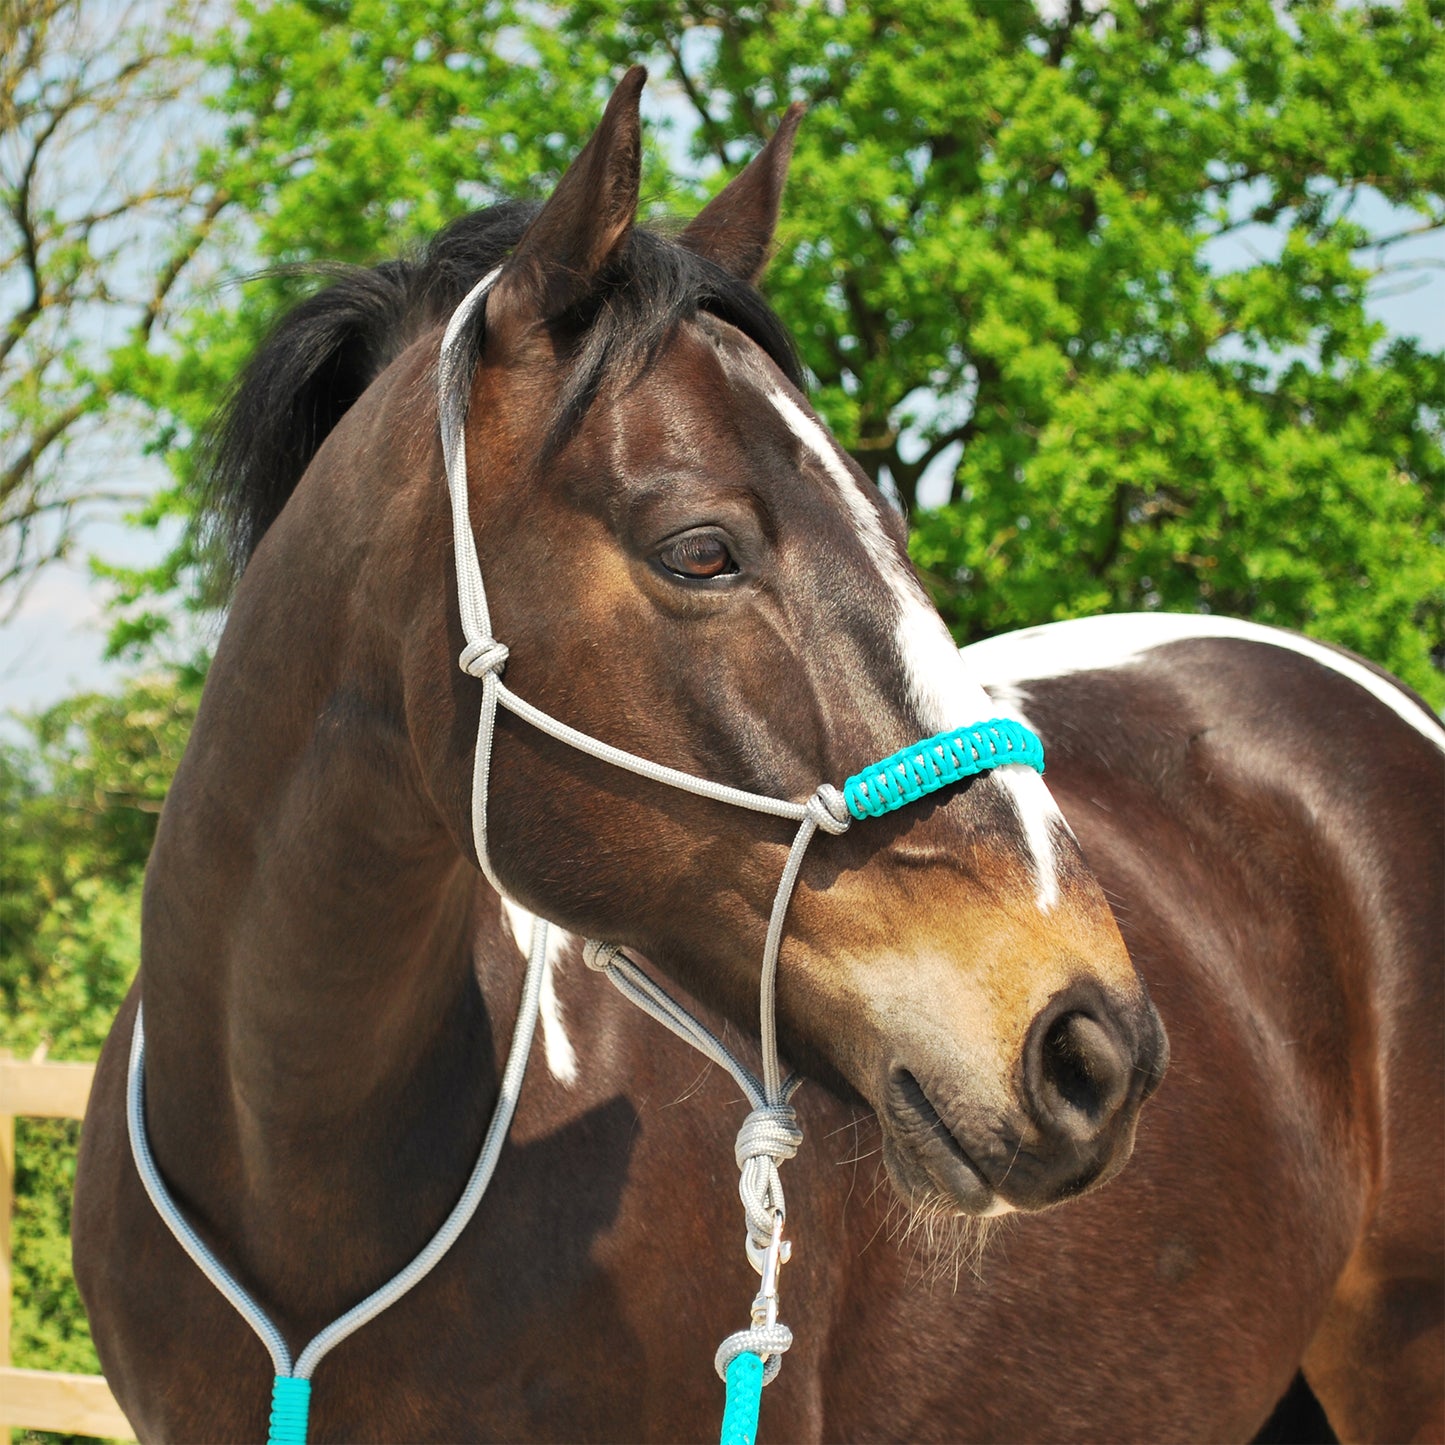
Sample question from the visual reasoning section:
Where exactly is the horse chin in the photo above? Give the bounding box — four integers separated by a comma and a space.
878, 1069, 1003, 1216
882, 1186, 1011, 1290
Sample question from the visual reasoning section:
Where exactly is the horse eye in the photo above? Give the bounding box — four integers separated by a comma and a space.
657, 532, 738, 580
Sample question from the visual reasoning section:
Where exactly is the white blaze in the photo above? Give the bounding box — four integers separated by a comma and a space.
991, 766, 1065, 913
767, 387, 1063, 908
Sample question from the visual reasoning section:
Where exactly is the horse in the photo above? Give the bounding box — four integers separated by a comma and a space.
71, 69, 1440, 1443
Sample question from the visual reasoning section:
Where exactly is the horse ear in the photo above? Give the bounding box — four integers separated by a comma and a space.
680, 103, 804, 283
490, 66, 647, 325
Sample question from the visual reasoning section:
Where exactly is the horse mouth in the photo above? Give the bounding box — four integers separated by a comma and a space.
881, 1069, 1001, 1215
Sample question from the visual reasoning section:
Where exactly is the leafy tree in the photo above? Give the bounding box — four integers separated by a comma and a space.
1, 673, 198, 1051
111, 0, 1445, 701
567, 0, 1445, 700
0, 0, 225, 613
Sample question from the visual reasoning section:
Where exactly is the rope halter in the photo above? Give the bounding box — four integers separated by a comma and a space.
124, 262, 1048, 1445
438, 268, 1046, 1400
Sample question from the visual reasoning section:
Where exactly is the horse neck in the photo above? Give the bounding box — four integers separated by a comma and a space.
140, 363, 515, 1324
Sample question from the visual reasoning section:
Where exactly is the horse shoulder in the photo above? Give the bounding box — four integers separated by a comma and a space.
965, 615, 1445, 1440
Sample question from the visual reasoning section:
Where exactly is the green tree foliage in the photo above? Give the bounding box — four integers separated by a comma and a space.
113, 0, 1445, 699
568, 0, 1445, 699
1, 673, 197, 1051
2, 669, 199, 1406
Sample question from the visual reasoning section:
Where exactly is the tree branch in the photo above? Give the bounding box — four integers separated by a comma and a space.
1046, 0, 1086, 66
1367, 216, 1445, 249
0, 393, 99, 503
890, 418, 979, 515
137, 188, 230, 341
659, 26, 732, 168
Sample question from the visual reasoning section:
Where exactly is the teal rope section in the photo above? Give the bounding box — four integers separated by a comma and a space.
843, 718, 1044, 820
720, 1352, 765, 1445
267, 1376, 311, 1445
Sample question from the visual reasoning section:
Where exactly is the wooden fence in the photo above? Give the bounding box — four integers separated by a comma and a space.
1, 1054, 135, 1440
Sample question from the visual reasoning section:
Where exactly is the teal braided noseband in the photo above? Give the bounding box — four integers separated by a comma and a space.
843, 718, 1044, 820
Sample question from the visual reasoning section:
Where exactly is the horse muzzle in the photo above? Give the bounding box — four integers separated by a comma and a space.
878, 982, 1168, 1214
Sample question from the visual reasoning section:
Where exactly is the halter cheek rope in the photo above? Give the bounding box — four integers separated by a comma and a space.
124, 264, 1045, 1445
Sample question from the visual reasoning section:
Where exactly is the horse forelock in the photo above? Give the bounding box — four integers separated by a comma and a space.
200, 203, 804, 591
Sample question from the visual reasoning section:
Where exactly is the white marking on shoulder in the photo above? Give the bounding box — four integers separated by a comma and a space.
962, 613, 1445, 754
499, 897, 578, 1086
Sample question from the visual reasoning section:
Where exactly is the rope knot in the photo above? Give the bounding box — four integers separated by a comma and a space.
582, 938, 624, 973
715, 1323, 793, 1386
734, 1103, 803, 1270
458, 638, 509, 679
734, 1104, 802, 1171
805, 783, 851, 835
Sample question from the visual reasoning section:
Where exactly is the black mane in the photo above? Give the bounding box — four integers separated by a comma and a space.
202, 201, 805, 582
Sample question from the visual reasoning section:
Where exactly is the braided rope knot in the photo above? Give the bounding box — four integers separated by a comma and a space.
582, 938, 624, 973
458, 638, 509, 679
735, 1104, 802, 1268
715, 1322, 794, 1385
805, 783, 852, 836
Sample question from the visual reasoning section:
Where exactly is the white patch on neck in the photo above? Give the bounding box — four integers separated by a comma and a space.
973, 681, 1039, 735
766, 386, 1064, 912
499, 898, 577, 1086
963, 613, 1445, 755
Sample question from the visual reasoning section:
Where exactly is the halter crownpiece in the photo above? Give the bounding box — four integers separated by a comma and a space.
124, 264, 1047, 1445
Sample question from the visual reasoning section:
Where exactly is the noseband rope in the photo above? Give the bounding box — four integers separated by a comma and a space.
125, 266, 1045, 1445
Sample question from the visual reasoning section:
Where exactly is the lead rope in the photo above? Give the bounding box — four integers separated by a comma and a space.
126, 910, 552, 1445
125, 264, 1045, 1445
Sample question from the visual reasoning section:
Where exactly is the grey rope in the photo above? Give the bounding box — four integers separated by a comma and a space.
439, 266, 509, 896
496, 684, 812, 824
582, 936, 804, 1382
130, 264, 849, 1411
127, 1014, 293, 1376
126, 911, 551, 1382
437, 267, 860, 1386
717, 1322, 794, 1387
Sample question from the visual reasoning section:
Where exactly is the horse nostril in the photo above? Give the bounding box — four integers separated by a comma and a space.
1036, 1010, 1131, 1138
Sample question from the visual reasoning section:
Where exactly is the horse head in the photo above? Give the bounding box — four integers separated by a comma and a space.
400, 69, 1167, 1217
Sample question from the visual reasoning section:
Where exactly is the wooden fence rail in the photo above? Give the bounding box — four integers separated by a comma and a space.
1, 1054, 136, 1440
